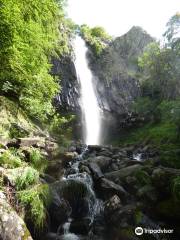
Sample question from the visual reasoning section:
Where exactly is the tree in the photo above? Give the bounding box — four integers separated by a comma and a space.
163, 12, 180, 51
138, 42, 177, 100
0, 0, 70, 120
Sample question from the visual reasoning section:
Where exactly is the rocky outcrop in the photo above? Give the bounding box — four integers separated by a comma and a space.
88, 27, 154, 141
89, 26, 154, 114
51, 56, 80, 113
0, 191, 33, 240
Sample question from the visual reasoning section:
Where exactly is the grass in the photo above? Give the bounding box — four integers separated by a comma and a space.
115, 121, 178, 146
0, 149, 22, 168
29, 147, 47, 172
15, 167, 39, 190
17, 184, 50, 229
113, 120, 180, 168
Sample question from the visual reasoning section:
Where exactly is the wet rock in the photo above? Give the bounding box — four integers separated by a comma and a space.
88, 162, 104, 181
59, 233, 80, 240
86, 156, 112, 173
49, 193, 72, 226
104, 195, 122, 217
79, 165, 91, 175
70, 217, 92, 234
98, 178, 128, 200
105, 203, 137, 227
0, 191, 33, 240
105, 164, 143, 181
51, 179, 95, 220
45, 232, 61, 240
63, 152, 78, 162
88, 145, 102, 152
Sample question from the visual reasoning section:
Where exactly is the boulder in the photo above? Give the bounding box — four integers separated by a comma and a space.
105, 164, 143, 181
70, 217, 92, 234
88, 145, 102, 152
0, 191, 33, 240
49, 194, 72, 226
18, 137, 45, 148
86, 156, 112, 173
98, 178, 128, 200
87, 162, 104, 181
104, 195, 122, 217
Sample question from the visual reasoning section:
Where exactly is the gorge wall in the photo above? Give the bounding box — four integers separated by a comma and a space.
54, 27, 154, 143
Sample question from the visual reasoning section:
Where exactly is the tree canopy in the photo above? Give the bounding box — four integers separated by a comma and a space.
0, 0, 71, 121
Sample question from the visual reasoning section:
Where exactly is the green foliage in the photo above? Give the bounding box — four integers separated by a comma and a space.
0, 149, 22, 168
135, 170, 151, 186
9, 123, 29, 138
133, 97, 158, 120
159, 150, 180, 168
15, 167, 39, 190
17, 184, 50, 228
172, 176, 180, 201
0, 0, 70, 121
80, 24, 111, 56
163, 12, 180, 50
48, 113, 75, 144
138, 42, 178, 100
29, 147, 46, 173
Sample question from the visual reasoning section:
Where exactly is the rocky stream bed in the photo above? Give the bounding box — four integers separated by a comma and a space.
0, 138, 179, 240
43, 143, 180, 240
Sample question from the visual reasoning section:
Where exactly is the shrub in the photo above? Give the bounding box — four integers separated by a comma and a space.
80, 24, 111, 56
29, 147, 46, 173
172, 176, 180, 201
0, 150, 22, 168
15, 167, 39, 190
17, 184, 50, 229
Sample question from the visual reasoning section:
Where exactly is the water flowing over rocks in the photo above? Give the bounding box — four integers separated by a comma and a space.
41, 143, 180, 240
53, 27, 154, 143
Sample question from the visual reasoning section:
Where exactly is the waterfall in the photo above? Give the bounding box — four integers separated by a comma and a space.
74, 36, 101, 145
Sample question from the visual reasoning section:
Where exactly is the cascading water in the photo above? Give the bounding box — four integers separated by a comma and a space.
74, 36, 101, 145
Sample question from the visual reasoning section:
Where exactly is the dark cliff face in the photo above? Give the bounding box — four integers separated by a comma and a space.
51, 56, 80, 113
89, 26, 154, 115
52, 27, 154, 142
86, 27, 154, 142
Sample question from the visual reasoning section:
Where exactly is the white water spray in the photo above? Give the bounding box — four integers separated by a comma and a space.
74, 36, 101, 145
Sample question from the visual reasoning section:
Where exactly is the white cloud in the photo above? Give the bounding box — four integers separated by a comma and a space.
67, 0, 180, 39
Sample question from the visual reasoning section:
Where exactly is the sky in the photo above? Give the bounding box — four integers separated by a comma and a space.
67, 0, 180, 40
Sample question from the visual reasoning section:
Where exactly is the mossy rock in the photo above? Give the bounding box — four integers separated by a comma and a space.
159, 149, 180, 169
135, 169, 152, 186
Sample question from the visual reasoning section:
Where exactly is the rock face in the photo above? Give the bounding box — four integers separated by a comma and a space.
51, 56, 80, 113
0, 191, 33, 240
89, 26, 154, 114
88, 26, 154, 140
52, 27, 154, 142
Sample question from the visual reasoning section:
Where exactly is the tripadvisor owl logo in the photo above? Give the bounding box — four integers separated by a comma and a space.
135, 227, 143, 235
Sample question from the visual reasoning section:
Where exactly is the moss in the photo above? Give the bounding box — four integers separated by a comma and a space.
159, 149, 180, 168
135, 170, 152, 186
134, 210, 143, 224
